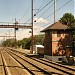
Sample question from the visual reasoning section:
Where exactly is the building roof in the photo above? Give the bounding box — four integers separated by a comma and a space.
41, 21, 73, 32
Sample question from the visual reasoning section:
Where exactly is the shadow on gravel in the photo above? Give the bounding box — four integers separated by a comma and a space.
0, 65, 3, 66
25, 54, 44, 58
57, 62, 75, 66
4, 66, 25, 69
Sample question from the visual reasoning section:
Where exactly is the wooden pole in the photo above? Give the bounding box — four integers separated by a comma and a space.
31, 0, 34, 54
54, 0, 56, 23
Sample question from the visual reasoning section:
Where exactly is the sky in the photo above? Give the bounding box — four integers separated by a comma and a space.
0, 0, 74, 42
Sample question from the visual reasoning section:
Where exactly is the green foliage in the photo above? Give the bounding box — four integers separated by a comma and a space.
34, 35, 44, 45
22, 38, 31, 49
2, 13, 75, 49
2, 38, 15, 47
2, 34, 44, 49
60, 13, 75, 27
60, 13, 75, 47
17, 40, 22, 47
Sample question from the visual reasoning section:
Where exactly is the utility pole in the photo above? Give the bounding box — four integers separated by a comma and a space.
31, 0, 34, 54
54, 0, 56, 23
14, 18, 18, 48
51, 0, 56, 61
9, 30, 10, 39
15, 18, 16, 42
5, 33, 7, 41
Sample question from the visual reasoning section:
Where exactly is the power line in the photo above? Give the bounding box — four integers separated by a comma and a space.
25, 0, 53, 23
38, 0, 59, 19
33, 17, 61, 33
15, 0, 31, 22
19, 0, 37, 23
33, 0, 72, 32
37, 0, 46, 9
17, 0, 72, 38
17, 0, 53, 36
19, 6, 31, 22
35, 0, 53, 15
0, 22, 13, 24
36, 0, 72, 24
15, 0, 21, 17
46, 0, 72, 19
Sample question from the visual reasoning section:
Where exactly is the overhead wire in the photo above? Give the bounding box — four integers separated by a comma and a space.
17, 0, 51, 37
35, 0, 72, 24
17, 0, 58, 37
17, 0, 72, 38
35, 0, 53, 15
36, 0, 46, 10
18, 6, 31, 22
15, 0, 31, 23
15, 0, 21, 17
25, 0, 53, 23
16, 0, 32, 37
44, 0, 72, 20
38, 0, 59, 18
34, 0, 72, 32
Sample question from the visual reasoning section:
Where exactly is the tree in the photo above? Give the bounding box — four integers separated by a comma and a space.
60, 13, 75, 28
2, 34, 44, 49
2, 38, 16, 47
60, 13, 75, 47
22, 38, 31, 49
17, 40, 22, 47
34, 35, 44, 45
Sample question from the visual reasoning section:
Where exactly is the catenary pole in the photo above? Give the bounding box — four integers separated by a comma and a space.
15, 18, 16, 42
52, 0, 56, 60
54, 0, 56, 23
31, 0, 34, 54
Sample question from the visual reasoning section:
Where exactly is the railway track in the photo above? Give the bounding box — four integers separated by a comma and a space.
1, 49, 31, 75
0, 50, 8, 75
38, 58, 75, 70
6, 48, 75, 75
6, 50, 62, 75
7, 48, 75, 70
30, 57, 75, 74
1, 52, 9, 75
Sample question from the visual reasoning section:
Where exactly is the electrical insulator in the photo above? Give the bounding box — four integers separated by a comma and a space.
34, 14, 36, 16
34, 20, 36, 22
15, 28, 18, 30
29, 31, 32, 33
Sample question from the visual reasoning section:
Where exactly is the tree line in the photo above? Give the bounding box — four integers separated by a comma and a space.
2, 13, 75, 49
2, 35, 44, 49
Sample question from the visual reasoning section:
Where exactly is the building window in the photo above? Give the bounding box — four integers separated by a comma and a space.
52, 31, 57, 37
57, 31, 61, 37
53, 31, 56, 34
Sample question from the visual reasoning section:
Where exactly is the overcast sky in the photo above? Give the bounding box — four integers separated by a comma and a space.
0, 0, 74, 42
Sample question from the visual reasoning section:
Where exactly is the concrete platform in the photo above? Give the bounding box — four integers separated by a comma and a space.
44, 55, 63, 62
44, 55, 75, 63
